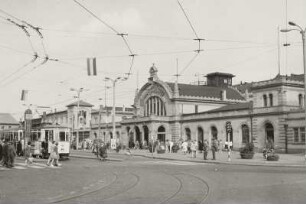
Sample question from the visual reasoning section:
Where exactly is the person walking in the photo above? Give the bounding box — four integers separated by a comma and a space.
53, 142, 60, 166
2, 139, 9, 167
46, 141, 56, 167
181, 140, 188, 155
169, 140, 174, 153
211, 138, 218, 160
7, 142, 17, 168
24, 141, 33, 166
203, 139, 209, 160
191, 140, 197, 158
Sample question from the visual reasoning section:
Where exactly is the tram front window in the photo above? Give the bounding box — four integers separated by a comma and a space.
59, 132, 66, 141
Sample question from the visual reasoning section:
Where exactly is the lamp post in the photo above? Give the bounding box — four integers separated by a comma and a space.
70, 87, 84, 150
98, 98, 103, 139
104, 76, 127, 149
281, 21, 306, 161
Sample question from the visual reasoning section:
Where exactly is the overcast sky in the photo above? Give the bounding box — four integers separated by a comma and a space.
0, 0, 305, 120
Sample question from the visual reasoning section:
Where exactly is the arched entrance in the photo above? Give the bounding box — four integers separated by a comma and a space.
211, 126, 218, 140
128, 127, 134, 148
197, 127, 204, 151
265, 122, 274, 148
242, 124, 250, 144
157, 126, 166, 143
135, 126, 142, 149
185, 128, 191, 141
143, 125, 149, 146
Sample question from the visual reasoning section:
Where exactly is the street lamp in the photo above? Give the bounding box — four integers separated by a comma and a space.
104, 76, 127, 149
70, 87, 84, 150
281, 21, 306, 161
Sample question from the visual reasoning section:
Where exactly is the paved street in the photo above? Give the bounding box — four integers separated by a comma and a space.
0, 154, 305, 204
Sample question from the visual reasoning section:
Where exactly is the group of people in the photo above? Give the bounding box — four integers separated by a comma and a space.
178, 138, 221, 160
0, 139, 17, 168
46, 141, 60, 167
92, 134, 108, 161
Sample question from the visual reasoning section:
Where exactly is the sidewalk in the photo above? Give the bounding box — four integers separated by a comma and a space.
70, 149, 306, 167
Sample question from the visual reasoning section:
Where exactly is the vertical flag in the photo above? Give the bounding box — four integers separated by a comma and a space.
87, 58, 97, 76
21, 90, 28, 101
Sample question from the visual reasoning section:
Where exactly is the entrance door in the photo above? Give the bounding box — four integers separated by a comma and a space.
157, 126, 166, 144
198, 127, 204, 151
265, 123, 274, 148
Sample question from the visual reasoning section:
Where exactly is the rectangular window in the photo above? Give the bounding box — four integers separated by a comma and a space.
301, 127, 305, 143
59, 132, 66, 141
293, 128, 299, 143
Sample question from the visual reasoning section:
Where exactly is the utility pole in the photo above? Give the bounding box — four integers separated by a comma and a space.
70, 88, 84, 150
98, 98, 102, 139
105, 76, 127, 149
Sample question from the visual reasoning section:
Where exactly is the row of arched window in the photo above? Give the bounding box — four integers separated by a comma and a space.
263, 94, 273, 107
184, 124, 251, 144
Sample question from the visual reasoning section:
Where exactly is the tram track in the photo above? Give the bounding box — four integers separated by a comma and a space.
155, 172, 210, 204
50, 172, 140, 204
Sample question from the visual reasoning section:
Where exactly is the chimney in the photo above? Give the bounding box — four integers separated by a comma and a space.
220, 90, 226, 100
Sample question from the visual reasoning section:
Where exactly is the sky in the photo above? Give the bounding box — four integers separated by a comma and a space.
0, 0, 305, 120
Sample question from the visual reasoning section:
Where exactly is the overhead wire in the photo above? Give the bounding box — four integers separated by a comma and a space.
72, 0, 136, 78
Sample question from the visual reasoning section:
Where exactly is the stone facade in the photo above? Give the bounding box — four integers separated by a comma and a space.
121, 66, 305, 153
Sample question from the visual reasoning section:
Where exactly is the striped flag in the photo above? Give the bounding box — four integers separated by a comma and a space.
21, 90, 28, 101
87, 58, 97, 76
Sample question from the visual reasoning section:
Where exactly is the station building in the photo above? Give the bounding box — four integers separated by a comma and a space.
121, 65, 305, 153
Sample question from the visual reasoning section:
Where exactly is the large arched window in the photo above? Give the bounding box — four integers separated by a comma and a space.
211, 126, 218, 140
263, 94, 267, 107
145, 96, 166, 116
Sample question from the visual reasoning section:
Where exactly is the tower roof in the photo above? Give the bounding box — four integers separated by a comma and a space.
66, 100, 94, 107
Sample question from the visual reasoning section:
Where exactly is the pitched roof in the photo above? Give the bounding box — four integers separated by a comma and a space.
0, 113, 19, 124
166, 83, 245, 100
233, 82, 253, 94
66, 100, 94, 107
204, 102, 252, 114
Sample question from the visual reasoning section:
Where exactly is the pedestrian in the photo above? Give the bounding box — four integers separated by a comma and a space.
7, 141, 17, 168
16, 140, 22, 156
181, 140, 188, 155
2, 139, 9, 167
187, 140, 191, 154
203, 139, 209, 160
92, 133, 99, 157
191, 140, 197, 158
98, 142, 108, 161
53, 142, 60, 166
46, 141, 56, 167
166, 139, 170, 153
211, 138, 218, 160
24, 141, 33, 166
169, 140, 174, 153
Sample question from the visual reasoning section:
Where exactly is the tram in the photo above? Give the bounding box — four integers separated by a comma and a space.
0, 125, 70, 159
